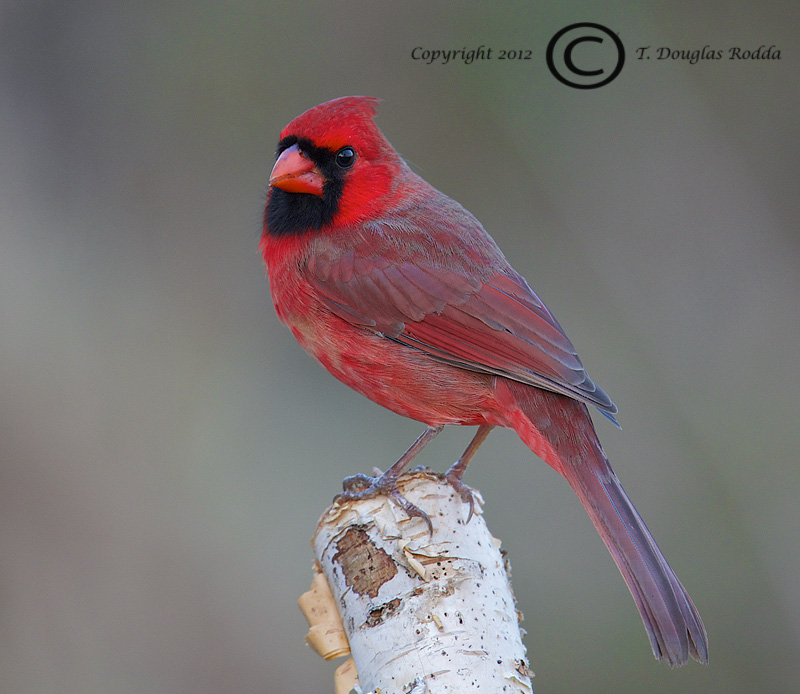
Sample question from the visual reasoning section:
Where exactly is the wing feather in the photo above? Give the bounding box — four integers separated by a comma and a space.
306, 231, 618, 421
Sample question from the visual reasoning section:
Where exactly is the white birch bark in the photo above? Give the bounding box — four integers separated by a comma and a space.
303, 469, 534, 693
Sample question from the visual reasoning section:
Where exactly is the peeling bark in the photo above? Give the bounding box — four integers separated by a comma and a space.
300, 469, 533, 693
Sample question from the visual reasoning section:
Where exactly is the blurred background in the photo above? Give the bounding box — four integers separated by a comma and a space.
1, 1, 798, 692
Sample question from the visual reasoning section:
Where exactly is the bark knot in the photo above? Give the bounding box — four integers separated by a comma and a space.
333, 526, 398, 599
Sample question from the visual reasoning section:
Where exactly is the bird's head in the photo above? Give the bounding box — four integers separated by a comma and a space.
264, 96, 404, 237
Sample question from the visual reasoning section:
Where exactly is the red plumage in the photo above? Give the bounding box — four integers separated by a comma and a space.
260, 96, 708, 666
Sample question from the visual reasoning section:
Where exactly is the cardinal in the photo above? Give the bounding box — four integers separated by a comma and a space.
260, 96, 708, 666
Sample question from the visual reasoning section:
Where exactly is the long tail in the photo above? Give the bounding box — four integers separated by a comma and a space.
494, 378, 708, 666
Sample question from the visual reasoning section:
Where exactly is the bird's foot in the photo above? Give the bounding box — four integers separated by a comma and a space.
335, 468, 433, 535
444, 465, 477, 524
441, 424, 493, 524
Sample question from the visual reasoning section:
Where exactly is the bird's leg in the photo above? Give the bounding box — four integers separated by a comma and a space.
336, 424, 444, 534
445, 424, 494, 523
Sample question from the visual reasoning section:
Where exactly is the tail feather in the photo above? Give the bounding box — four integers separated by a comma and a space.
566, 456, 708, 666
495, 378, 708, 665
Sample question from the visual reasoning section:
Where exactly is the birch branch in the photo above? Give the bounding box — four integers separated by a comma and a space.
299, 469, 534, 693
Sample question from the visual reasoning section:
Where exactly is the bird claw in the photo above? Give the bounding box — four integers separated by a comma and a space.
340, 473, 375, 494
335, 472, 433, 536
444, 467, 476, 524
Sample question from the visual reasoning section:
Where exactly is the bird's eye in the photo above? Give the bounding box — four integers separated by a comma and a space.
335, 147, 356, 168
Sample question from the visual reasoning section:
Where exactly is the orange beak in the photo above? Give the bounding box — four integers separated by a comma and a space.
269, 144, 325, 197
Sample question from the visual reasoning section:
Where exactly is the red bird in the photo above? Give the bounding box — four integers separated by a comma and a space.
260, 96, 708, 666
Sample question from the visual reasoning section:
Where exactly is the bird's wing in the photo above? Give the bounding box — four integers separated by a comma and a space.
306, 240, 618, 423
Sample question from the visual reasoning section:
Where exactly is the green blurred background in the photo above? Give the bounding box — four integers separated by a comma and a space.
2, 2, 798, 692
